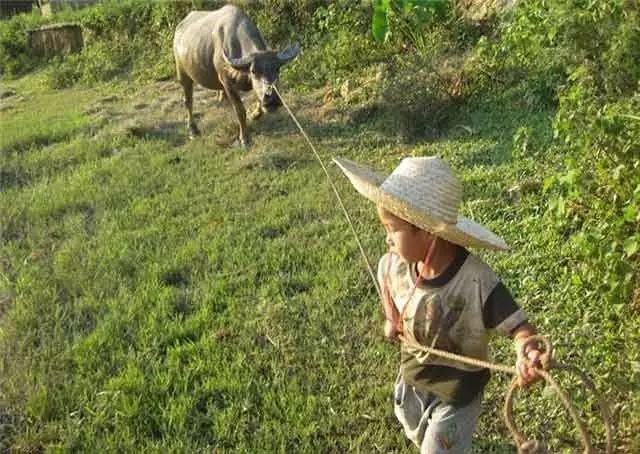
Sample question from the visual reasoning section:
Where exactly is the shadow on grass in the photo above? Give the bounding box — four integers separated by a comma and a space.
347, 99, 455, 143
297, 88, 555, 173
1, 131, 76, 155
471, 440, 517, 453
0, 169, 29, 191
125, 121, 188, 147
239, 150, 302, 171
161, 267, 190, 288
443, 92, 556, 169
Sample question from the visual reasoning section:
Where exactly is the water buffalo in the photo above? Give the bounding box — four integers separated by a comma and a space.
173, 5, 300, 147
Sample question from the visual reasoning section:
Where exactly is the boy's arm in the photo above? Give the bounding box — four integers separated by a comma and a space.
511, 322, 543, 388
481, 277, 543, 388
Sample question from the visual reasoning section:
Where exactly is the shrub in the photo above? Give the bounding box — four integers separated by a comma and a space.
369, 52, 458, 141
472, 0, 640, 307
0, 12, 47, 77
282, 1, 388, 90
41, 0, 197, 87
548, 70, 639, 306
371, 0, 450, 44
244, 0, 326, 46
1, 0, 206, 84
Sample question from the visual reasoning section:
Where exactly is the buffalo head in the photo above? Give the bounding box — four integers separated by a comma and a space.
224, 43, 300, 113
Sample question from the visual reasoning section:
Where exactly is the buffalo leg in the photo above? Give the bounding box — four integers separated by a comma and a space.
221, 80, 248, 147
177, 69, 200, 138
249, 100, 263, 121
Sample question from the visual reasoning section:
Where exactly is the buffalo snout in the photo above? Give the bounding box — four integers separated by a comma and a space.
262, 92, 282, 112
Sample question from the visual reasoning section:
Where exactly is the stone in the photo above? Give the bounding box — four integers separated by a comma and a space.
0, 89, 16, 99
27, 23, 83, 58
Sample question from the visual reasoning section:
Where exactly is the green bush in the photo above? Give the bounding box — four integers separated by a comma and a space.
371, 0, 450, 44
366, 52, 458, 141
282, 1, 389, 89
244, 0, 326, 46
548, 71, 639, 306
348, 3, 473, 141
548, 4, 639, 307
1, 0, 204, 85
2, 0, 374, 88
0, 12, 47, 77
468, 0, 640, 307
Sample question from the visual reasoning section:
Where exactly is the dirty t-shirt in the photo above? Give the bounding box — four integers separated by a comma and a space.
377, 246, 527, 406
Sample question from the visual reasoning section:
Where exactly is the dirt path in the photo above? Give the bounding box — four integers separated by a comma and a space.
79, 80, 333, 150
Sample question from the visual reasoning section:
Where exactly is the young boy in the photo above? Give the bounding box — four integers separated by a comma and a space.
333, 156, 542, 453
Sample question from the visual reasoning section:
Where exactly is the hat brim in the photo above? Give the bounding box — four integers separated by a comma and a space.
334, 157, 509, 251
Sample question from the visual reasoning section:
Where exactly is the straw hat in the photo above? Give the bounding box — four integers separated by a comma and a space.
333, 156, 508, 251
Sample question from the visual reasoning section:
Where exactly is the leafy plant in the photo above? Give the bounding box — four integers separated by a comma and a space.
283, 2, 389, 89
371, 0, 449, 44
0, 12, 47, 76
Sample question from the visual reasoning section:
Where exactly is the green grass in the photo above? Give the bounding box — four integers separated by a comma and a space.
1, 72, 638, 453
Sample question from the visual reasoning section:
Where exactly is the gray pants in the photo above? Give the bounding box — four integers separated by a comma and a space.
393, 374, 483, 453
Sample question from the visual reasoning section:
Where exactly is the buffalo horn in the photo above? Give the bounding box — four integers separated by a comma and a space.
277, 43, 300, 64
223, 50, 252, 70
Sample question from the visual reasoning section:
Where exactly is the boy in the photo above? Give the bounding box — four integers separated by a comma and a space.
334, 156, 542, 453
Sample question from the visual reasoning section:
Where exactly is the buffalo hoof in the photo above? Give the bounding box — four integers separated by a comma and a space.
233, 136, 250, 149
248, 108, 263, 121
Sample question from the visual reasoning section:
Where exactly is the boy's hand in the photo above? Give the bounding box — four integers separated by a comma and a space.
516, 345, 543, 388
511, 322, 545, 388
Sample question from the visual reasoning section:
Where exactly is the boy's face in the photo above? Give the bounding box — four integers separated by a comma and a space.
377, 206, 430, 263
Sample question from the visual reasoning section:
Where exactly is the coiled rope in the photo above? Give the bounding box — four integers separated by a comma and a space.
273, 85, 613, 453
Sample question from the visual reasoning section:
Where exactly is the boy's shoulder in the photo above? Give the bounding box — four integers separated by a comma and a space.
453, 251, 502, 294
462, 251, 498, 276
377, 251, 393, 269
376, 249, 502, 288
377, 252, 408, 282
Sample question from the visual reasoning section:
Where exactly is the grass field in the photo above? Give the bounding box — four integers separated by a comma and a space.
1, 69, 638, 452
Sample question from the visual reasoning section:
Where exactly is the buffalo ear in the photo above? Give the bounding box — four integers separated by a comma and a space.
276, 43, 300, 64
223, 50, 253, 71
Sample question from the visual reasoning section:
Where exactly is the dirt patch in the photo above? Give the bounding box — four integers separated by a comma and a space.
79, 79, 357, 152
0, 89, 17, 99
0, 89, 25, 112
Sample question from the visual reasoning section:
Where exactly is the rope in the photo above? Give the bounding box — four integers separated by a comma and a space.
273, 85, 382, 302
273, 86, 613, 454
399, 334, 614, 454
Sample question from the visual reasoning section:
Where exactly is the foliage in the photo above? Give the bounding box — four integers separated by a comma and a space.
548, 74, 639, 306
0, 0, 377, 89
467, 1, 640, 308
363, 51, 459, 141
282, 1, 390, 89
43, 0, 196, 87
372, 0, 450, 43
350, 0, 474, 142
464, 7, 640, 446
244, 0, 326, 46
0, 0, 216, 85
0, 12, 47, 76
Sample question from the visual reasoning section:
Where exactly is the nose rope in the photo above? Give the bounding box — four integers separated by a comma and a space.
273, 86, 613, 454
272, 85, 382, 301
265, 83, 274, 96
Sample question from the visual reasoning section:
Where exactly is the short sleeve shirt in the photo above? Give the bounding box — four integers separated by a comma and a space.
377, 246, 528, 405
